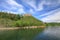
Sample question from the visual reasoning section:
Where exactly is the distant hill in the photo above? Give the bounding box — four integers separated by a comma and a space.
0, 12, 44, 27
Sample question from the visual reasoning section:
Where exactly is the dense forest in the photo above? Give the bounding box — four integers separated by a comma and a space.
0, 12, 44, 27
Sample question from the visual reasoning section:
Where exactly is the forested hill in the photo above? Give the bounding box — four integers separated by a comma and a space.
0, 12, 44, 27
0, 12, 21, 20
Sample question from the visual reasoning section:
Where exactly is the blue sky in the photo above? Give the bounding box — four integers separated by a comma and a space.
0, 0, 60, 22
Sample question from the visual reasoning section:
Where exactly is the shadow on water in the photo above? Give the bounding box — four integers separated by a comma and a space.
34, 26, 60, 40
0, 28, 21, 40
0, 28, 44, 40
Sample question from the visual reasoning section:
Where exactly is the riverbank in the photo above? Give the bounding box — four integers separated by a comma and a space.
0, 26, 45, 30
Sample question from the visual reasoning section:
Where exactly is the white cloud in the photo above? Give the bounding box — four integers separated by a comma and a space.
0, 0, 25, 14
16, 8, 25, 14
44, 0, 60, 7
23, 0, 36, 10
41, 8, 60, 22
29, 9, 34, 13
1, 0, 60, 14
38, 8, 60, 18
24, 0, 60, 11
22, 0, 44, 11
6, 0, 23, 7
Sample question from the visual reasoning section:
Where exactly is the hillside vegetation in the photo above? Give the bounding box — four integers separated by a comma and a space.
45, 23, 60, 26
0, 12, 44, 27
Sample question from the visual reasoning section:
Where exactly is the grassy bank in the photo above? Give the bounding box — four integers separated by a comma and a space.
0, 12, 44, 27
0, 28, 44, 40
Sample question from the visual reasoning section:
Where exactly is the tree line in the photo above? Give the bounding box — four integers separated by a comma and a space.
0, 12, 22, 21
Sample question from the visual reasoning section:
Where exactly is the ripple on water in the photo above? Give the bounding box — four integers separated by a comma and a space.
34, 26, 60, 40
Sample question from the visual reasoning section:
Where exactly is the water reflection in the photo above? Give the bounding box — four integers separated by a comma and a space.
34, 27, 60, 40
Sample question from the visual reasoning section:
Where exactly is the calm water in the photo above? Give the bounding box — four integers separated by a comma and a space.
34, 26, 60, 40
0, 27, 60, 40
0, 28, 43, 40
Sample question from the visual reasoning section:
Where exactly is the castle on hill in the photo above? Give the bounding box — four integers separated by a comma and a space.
23, 14, 32, 16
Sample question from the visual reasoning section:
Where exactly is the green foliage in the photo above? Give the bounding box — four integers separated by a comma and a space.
0, 12, 21, 20
0, 12, 44, 27
0, 19, 15, 27
13, 16, 44, 27
45, 23, 60, 26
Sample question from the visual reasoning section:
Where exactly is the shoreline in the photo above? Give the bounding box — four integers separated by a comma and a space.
0, 26, 45, 30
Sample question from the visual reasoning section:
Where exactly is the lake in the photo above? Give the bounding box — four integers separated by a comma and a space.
0, 28, 43, 40
34, 26, 60, 40
0, 26, 60, 40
